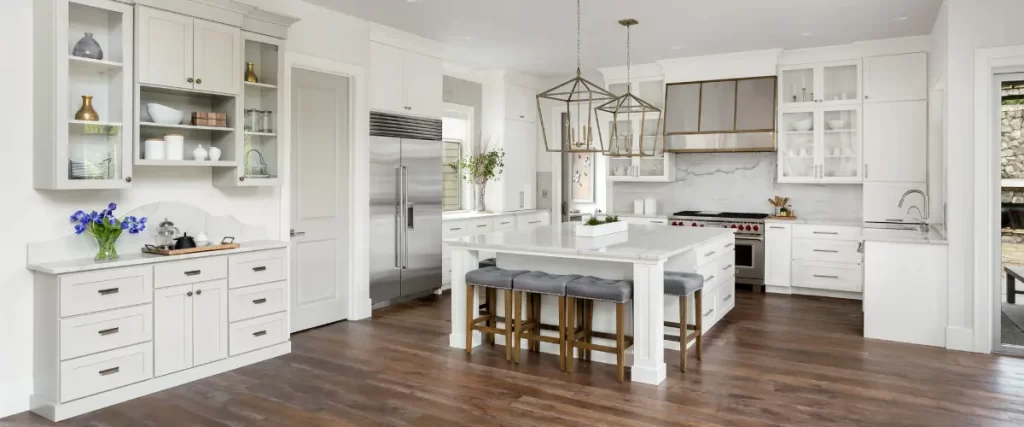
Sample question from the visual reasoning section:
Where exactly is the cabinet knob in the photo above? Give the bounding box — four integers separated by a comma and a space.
196, 289, 202, 295
196, 78, 202, 84
865, 95, 869, 99
125, 176, 132, 183
239, 176, 246, 182
187, 291, 193, 297
187, 77, 194, 83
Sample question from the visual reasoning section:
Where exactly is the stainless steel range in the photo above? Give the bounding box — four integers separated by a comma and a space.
670, 211, 768, 288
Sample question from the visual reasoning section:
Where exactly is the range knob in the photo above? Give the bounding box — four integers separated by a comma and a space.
691, 223, 697, 227
730, 224, 737, 229
671, 221, 678, 226
699, 224, 705, 227
745, 225, 752, 231
753, 225, 759, 231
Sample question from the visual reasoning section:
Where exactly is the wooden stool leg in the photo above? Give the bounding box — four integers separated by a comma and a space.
558, 295, 566, 372
487, 288, 497, 345
585, 300, 594, 361
465, 284, 474, 354
695, 289, 703, 361
532, 294, 542, 352
680, 295, 687, 373
504, 289, 513, 361
575, 299, 584, 360
513, 291, 523, 364
525, 294, 534, 352
566, 297, 575, 372
616, 303, 625, 383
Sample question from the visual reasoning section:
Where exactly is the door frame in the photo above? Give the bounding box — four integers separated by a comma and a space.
282, 52, 372, 323
975, 45, 1024, 353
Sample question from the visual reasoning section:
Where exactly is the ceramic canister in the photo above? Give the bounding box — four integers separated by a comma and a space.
633, 199, 644, 215
192, 145, 208, 161
644, 198, 657, 215
164, 134, 184, 160
208, 146, 222, 161
144, 139, 166, 160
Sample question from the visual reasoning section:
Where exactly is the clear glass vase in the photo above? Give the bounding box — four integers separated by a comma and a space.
476, 183, 487, 212
94, 236, 119, 261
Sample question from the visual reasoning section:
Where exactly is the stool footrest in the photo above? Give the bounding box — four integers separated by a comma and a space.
474, 325, 509, 335
571, 340, 633, 354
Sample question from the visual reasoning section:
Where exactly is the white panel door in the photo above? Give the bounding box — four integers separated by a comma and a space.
192, 18, 241, 95
402, 51, 442, 118
765, 224, 792, 287
290, 67, 350, 332
154, 284, 193, 377
192, 279, 228, 366
369, 42, 406, 114
863, 101, 927, 183
864, 53, 927, 103
502, 120, 528, 211
137, 7, 193, 90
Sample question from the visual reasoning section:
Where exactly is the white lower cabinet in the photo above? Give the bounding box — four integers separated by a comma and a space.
764, 222, 792, 288
154, 279, 228, 376
230, 312, 288, 356
441, 211, 552, 286
766, 223, 863, 297
60, 342, 154, 403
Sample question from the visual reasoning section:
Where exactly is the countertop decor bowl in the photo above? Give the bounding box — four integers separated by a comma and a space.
791, 119, 813, 132
146, 103, 184, 125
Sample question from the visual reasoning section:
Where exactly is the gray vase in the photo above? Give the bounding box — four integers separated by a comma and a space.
72, 33, 103, 60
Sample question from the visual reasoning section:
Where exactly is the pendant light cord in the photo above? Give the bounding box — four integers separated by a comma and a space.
626, 23, 631, 88
576, 0, 581, 75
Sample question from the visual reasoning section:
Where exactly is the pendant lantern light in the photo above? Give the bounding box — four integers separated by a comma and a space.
598, 19, 664, 157
536, 0, 617, 153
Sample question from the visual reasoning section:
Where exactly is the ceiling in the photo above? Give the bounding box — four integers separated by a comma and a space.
306, 0, 943, 77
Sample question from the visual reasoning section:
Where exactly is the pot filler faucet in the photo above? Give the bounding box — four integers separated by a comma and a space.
898, 189, 929, 223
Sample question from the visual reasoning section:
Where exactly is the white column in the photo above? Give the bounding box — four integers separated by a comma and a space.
630, 261, 667, 384
449, 248, 481, 349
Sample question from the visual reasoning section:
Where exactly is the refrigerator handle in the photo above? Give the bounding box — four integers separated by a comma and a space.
395, 165, 403, 269
402, 165, 409, 269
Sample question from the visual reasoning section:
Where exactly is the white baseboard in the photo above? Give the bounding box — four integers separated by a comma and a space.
791, 287, 863, 300
946, 326, 976, 352
351, 297, 373, 320
765, 285, 793, 295
31, 342, 291, 422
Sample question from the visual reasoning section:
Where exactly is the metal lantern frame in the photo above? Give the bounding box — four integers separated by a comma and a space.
597, 18, 665, 158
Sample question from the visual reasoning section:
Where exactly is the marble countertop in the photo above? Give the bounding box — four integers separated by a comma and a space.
603, 212, 672, 218
28, 240, 289, 275
446, 223, 734, 263
765, 218, 864, 227
862, 225, 948, 245
443, 209, 549, 221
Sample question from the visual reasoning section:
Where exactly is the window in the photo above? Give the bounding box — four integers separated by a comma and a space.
442, 109, 472, 212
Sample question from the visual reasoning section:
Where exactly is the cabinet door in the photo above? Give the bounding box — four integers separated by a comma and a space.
820, 106, 862, 183
765, 224, 792, 287
154, 284, 193, 377
192, 18, 241, 95
863, 101, 927, 182
503, 120, 535, 211
137, 7, 193, 90
402, 51, 442, 118
778, 109, 818, 182
506, 85, 536, 122
864, 53, 927, 102
369, 42, 406, 114
820, 61, 861, 105
192, 279, 228, 367
779, 65, 816, 108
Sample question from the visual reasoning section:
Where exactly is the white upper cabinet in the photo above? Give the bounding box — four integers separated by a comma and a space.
777, 105, 862, 184
864, 53, 927, 103
370, 41, 442, 118
505, 84, 537, 122
779, 60, 861, 107
863, 101, 927, 183
502, 119, 537, 211
137, 6, 240, 95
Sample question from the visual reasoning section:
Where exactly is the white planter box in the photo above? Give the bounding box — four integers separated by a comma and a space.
574, 221, 629, 237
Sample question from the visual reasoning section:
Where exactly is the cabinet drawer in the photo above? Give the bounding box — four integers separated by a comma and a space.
61, 305, 152, 361
466, 218, 493, 234
154, 256, 227, 289
229, 281, 287, 322
699, 287, 717, 334
792, 224, 862, 241
60, 342, 152, 403
229, 312, 287, 356
792, 239, 862, 263
696, 236, 733, 267
229, 249, 286, 289
718, 278, 736, 320
442, 220, 473, 237
793, 261, 863, 292
493, 216, 517, 231
717, 253, 737, 280
60, 266, 153, 318
517, 212, 550, 228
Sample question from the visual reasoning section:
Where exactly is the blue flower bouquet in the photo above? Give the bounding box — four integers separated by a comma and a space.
69, 203, 147, 260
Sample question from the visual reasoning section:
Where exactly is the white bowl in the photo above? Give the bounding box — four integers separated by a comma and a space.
828, 119, 847, 130
790, 119, 812, 132
147, 103, 184, 125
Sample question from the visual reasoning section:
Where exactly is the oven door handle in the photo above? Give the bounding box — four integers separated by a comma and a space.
735, 236, 764, 242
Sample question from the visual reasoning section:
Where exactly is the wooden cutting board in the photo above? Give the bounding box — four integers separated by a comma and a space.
142, 243, 240, 256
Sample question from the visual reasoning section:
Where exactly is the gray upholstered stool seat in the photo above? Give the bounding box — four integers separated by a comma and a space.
466, 266, 528, 289
514, 272, 580, 296
664, 272, 704, 296
566, 276, 633, 303
479, 258, 497, 268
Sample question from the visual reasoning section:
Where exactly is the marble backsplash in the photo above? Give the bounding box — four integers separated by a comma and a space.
612, 152, 863, 220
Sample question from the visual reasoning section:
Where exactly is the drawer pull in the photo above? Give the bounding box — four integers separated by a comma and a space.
252, 266, 267, 272
813, 274, 840, 279
450, 227, 462, 231
706, 275, 715, 283
98, 327, 120, 336
529, 221, 542, 224
184, 270, 201, 276
651, 220, 665, 224
97, 288, 119, 295
723, 295, 733, 302
703, 309, 714, 318
722, 264, 733, 271
476, 224, 488, 228
98, 367, 120, 376
724, 243, 734, 248
501, 221, 511, 225
769, 226, 786, 229
253, 298, 267, 305
813, 231, 839, 235
252, 330, 267, 337
813, 249, 839, 253
704, 250, 715, 257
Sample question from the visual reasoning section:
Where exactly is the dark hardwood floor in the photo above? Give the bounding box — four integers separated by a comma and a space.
6, 291, 1024, 426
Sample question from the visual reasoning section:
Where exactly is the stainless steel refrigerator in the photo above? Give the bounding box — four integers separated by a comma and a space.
370, 112, 443, 304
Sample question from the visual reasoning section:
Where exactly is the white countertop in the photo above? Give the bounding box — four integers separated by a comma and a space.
764, 218, 863, 227
28, 240, 289, 275
445, 222, 734, 263
443, 209, 549, 221
604, 212, 672, 218
862, 225, 948, 245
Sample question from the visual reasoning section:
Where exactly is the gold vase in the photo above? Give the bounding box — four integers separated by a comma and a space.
244, 62, 259, 83
74, 95, 98, 121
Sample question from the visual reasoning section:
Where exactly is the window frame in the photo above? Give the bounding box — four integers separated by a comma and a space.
442, 103, 474, 213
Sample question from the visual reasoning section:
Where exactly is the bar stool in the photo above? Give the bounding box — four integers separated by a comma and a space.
465, 266, 528, 361
664, 272, 704, 373
511, 272, 579, 370
477, 258, 498, 344
565, 276, 634, 382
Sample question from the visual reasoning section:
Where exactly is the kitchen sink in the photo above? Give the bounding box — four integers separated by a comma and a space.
863, 222, 929, 233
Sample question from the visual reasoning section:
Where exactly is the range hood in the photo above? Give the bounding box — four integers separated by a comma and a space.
662, 76, 777, 153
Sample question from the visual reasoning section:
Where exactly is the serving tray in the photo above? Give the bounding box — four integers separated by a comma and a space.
142, 243, 240, 256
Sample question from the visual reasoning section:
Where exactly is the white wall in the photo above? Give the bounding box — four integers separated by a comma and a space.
0, 0, 371, 417
943, 0, 1024, 351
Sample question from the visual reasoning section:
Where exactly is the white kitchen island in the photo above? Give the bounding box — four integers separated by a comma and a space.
446, 222, 736, 385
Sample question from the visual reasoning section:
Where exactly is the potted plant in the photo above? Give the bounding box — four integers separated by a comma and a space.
69, 203, 147, 260
448, 141, 504, 212
575, 215, 628, 237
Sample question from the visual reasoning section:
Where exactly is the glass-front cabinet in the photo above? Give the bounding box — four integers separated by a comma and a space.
779, 60, 861, 107
605, 79, 675, 182
778, 106, 861, 183
35, 0, 134, 189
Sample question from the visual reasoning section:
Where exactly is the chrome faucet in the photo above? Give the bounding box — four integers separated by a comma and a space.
898, 189, 929, 223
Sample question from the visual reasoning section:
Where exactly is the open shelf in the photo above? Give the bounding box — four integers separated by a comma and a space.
140, 122, 233, 132
135, 159, 237, 167
244, 81, 277, 90
139, 83, 237, 98
69, 120, 122, 127
69, 56, 123, 73
245, 131, 277, 137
